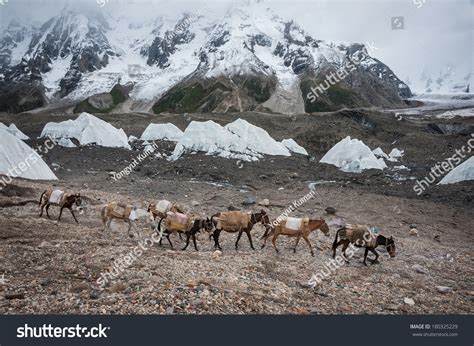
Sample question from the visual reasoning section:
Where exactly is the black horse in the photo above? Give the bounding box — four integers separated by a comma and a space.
332, 226, 396, 265
157, 217, 212, 251
210, 210, 270, 250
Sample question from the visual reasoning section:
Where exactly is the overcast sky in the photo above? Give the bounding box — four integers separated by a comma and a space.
1, 0, 472, 83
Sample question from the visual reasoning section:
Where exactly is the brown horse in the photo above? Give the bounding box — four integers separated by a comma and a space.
39, 189, 82, 223
210, 210, 269, 250
157, 213, 213, 251
261, 218, 330, 256
332, 225, 396, 265
101, 202, 140, 238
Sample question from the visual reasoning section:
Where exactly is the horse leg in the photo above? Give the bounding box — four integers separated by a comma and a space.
182, 233, 190, 251
69, 208, 78, 223
245, 230, 255, 250
332, 240, 340, 258
58, 206, 64, 221
369, 248, 380, 264
192, 234, 198, 251
271, 234, 279, 254
293, 235, 301, 253
167, 234, 174, 248
235, 230, 243, 250
127, 220, 133, 238
39, 202, 45, 217
341, 241, 349, 258
213, 229, 222, 250
302, 235, 314, 257
46, 203, 51, 218
363, 247, 369, 266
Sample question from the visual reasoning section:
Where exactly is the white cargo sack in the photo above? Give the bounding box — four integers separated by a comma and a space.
49, 190, 64, 204
129, 210, 138, 221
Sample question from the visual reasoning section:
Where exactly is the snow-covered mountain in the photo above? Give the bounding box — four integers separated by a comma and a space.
406, 65, 471, 95
0, 0, 413, 114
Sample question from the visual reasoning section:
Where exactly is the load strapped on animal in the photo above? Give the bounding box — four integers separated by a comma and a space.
110, 204, 137, 221
341, 224, 377, 247
165, 212, 190, 231
216, 211, 251, 231
281, 217, 310, 232
148, 200, 185, 221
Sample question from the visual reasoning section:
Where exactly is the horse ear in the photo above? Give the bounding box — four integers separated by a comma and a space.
390, 236, 393, 240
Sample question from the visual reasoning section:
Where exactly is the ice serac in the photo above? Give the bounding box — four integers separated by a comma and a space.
281, 138, 308, 156
0, 128, 57, 181
320, 136, 387, 173
40, 112, 130, 149
171, 118, 291, 161
438, 156, 474, 185
224, 119, 290, 157
140, 123, 183, 142
0, 123, 29, 140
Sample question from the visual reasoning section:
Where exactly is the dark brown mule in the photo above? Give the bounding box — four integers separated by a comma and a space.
332, 225, 396, 265
39, 189, 82, 223
210, 210, 269, 250
261, 218, 330, 256
157, 215, 213, 251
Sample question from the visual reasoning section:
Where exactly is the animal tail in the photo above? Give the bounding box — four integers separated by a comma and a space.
157, 217, 165, 239
332, 227, 345, 250
39, 191, 46, 206
260, 225, 274, 240
100, 206, 107, 227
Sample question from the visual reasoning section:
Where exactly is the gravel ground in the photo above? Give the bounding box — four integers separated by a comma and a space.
0, 108, 472, 314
